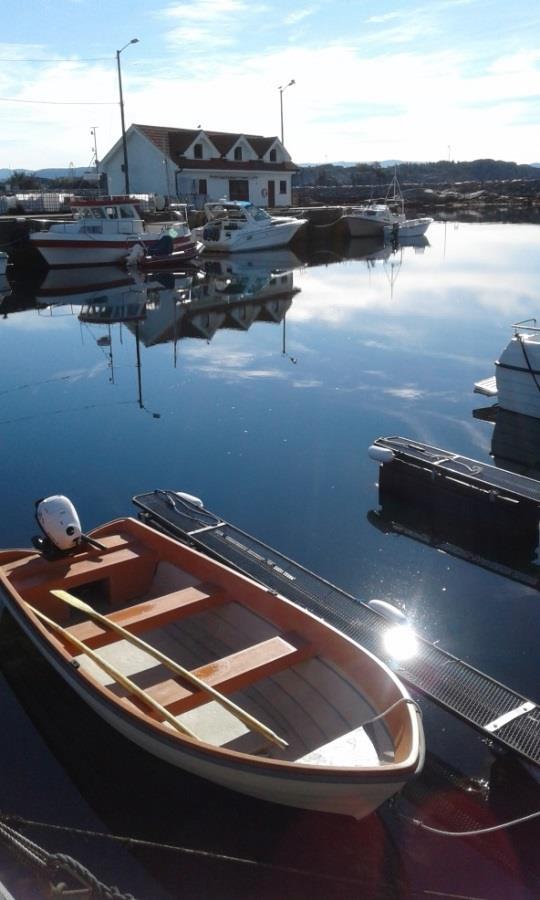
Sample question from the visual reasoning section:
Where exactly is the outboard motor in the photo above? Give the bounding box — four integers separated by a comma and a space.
34, 495, 106, 556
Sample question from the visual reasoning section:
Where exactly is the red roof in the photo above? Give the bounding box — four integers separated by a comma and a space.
176, 158, 297, 173
134, 125, 283, 162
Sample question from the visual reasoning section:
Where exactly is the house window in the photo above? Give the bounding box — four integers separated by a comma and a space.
270, 149, 277, 162
229, 179, 249, 201
194, 143, 203, 159
198, 178, 207, 195
279, 180, 287, 194
234, 146, 243, 161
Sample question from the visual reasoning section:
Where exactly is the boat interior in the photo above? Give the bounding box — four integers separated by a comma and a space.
0, 518, 416, 769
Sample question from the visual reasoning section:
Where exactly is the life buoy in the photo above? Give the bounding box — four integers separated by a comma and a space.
261, 188, 268, 198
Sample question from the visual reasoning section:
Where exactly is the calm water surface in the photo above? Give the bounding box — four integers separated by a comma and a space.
0, 220, 538, 898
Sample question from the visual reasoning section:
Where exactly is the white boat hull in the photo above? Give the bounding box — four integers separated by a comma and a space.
31, 234, 198, 268
341, 216, 384, 238
389, 218, 432, 238
198, 220, 305, 253
343, 216, 432, 240
494, 334, 540, 419
4, 599, 420, 819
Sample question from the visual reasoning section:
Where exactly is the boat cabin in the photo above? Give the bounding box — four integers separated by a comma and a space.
204, 201, 272, 227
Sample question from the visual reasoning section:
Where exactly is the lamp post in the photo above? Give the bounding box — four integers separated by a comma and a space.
278, 79, 295, 146
90, 127, 99, 174
116, 38, 139, 194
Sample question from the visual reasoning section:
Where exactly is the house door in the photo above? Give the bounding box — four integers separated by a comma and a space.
267, 180, 275, 207
229, 179, 249, 201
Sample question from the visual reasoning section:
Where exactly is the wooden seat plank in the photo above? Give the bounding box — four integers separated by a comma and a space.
146, 634, 314, 716
1, 534, 130, 579
66, 583, 225, 649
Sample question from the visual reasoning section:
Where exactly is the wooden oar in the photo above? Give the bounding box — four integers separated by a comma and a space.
25, 602, 198, 739
51, 589, 288, 750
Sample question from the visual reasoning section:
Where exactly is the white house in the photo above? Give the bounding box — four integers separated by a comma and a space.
100, 124, 298, 208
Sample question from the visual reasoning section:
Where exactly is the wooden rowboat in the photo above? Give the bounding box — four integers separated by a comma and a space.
0, 515, 424, 818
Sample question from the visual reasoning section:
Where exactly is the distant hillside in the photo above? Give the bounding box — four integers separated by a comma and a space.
294, 158, 540, 188
0, 166, 92, 182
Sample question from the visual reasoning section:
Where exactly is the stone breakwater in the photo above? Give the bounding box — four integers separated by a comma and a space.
293, 178, 540, 209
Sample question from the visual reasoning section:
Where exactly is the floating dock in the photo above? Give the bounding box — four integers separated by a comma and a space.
369, 435, 540, 559
134, 489, 540, 768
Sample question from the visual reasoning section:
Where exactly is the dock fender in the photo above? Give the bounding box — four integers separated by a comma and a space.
368, 445, 394, 464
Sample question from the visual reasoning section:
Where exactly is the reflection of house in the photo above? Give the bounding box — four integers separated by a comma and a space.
130, 283, 297, 348
101, 125, 298, 208
119, 259, 299, 348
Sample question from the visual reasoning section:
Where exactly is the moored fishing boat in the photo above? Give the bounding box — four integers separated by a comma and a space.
0, 496, 424, 819
29, 197, 201, 268
341, 176, 433, 239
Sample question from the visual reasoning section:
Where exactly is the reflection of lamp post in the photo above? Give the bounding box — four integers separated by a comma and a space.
281, 314, 297, 364
90, 127, 99, 174
134, 323, 161, 418
116, 38, 139, 194
278, 79, 295, 145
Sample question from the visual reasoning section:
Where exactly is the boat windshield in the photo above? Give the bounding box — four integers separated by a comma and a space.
247, 204, 271, 222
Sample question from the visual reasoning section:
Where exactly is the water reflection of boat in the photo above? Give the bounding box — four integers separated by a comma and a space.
474, 319, 540, 420
473, 405, 540, 479
311, 233, 429, 267
0, 274, 12, 308
36, 265, 142, 303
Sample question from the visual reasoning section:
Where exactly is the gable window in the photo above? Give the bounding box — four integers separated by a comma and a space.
194, 143, 203, 159
270, 149, 277, 162
234, 146, 243, 161
279, 180, 287, 194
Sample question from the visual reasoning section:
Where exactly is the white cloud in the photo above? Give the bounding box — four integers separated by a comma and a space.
163, 0, 254, 21
284, 8, 316, 25
2, 4, 540, 168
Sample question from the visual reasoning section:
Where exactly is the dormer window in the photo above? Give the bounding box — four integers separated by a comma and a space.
270, 149, 277, 162
234, 146, 243, 161
194, 143, 203, 159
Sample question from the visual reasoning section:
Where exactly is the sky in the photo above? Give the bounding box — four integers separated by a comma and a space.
1, 0, 540, 170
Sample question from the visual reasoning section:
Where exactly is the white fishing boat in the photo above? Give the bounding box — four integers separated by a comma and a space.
0, 496, 424, 819
30, 197, 200, 268
474, 319, 540, 419
193, 200, 306, 252
342, 177, 433, 239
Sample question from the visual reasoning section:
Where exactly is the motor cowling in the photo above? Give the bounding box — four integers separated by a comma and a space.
36, 495, 82, 552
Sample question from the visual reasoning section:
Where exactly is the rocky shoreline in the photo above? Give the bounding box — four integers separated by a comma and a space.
292, 177, 540, 211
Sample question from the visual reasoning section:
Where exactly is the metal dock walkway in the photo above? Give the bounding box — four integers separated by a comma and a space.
134, 490, 540, 768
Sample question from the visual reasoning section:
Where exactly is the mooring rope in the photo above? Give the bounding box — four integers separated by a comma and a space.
0, 813, 367, 887
0, 817, 138, 899
397, 808, 540, 837
517, 333, 540, 393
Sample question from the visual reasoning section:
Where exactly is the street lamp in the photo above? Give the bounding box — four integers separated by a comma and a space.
278, 79, 295, 146
116, 38, 139, 194
90, 127, 99, 174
